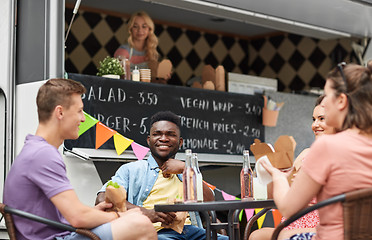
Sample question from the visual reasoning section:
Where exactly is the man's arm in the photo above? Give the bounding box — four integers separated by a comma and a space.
51, 190, 119, 228
96, 192, 176, 225
202, 181, 215, 202
160, 158, 185, 177
161, 159, 215, 201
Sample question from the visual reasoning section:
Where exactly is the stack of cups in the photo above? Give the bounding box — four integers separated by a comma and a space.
139, 69, 151, 82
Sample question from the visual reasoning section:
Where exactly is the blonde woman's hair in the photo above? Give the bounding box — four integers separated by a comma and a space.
127, 11, 159, 62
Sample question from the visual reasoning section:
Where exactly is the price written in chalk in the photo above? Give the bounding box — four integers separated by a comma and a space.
180, 96, 262, 116
181, 138, 249, 155
244, 103, 262, 115
82, 86, 159, 106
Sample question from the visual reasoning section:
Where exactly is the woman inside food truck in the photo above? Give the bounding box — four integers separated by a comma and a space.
114, 11, 171, 83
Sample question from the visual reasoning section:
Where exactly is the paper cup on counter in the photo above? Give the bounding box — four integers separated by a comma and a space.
139, 69, 151, 82
262, 108, 279, 127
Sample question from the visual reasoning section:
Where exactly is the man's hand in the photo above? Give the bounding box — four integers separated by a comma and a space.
94, 201, 113, 211
160, 159, 185, 178
140, 208, 176, 225
95, 192, 106, 206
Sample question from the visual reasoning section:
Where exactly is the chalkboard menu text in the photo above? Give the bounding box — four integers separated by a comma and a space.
65, 73, 264, 155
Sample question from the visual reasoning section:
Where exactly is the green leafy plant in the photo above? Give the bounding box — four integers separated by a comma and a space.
97, 56, 125, 76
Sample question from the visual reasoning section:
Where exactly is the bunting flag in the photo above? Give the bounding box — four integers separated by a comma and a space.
202, 181, 274, 227
221, 190, 239, 201
207, 184, 256, 222
113, 133, 133, 155
77, 111, 149, 160
131, 142, 150, 161
79, 112, 98, 136
255, 208, 267, 229
237, 203, 254, 221
203, 181, 216, 191
95, 122, 116, 149
245, 209, 255, 222
272, 209, 283, 227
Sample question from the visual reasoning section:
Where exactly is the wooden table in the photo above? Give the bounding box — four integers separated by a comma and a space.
155, 199, 276, 240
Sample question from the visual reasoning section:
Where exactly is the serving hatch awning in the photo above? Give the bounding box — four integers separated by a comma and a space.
67, 0, 372, 39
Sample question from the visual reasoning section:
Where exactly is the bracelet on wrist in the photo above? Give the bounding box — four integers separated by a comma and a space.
113, 211, 120, 219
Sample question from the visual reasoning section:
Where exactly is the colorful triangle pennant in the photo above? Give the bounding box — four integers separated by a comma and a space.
262, 210, 274, 228
79, 112, 149, 160
221, 190, 239, 201
79, 112, 99, 136
95, 122, 116, 149
131, 142, 150, 161
245, 209, 255, 222
203, 181, 216, 191
272, 209, 282, 227
113, 133, 133, 155
254, 208, 267, 229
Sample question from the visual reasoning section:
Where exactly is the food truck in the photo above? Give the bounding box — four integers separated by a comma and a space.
1, 0, 372, 235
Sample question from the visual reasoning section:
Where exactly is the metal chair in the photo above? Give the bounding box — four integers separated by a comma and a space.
271, 188, 372, 240
0, 203, 101, 240
243, 207, 273, 240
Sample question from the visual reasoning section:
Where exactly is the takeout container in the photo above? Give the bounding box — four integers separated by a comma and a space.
250, 135, 296, 169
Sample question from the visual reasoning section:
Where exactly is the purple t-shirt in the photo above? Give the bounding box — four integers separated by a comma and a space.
4, 135, 73, 240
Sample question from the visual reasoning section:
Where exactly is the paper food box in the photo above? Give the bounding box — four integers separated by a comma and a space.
250, 135, 296, 169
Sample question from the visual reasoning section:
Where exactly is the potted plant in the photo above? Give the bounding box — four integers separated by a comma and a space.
96, 56, 125, 79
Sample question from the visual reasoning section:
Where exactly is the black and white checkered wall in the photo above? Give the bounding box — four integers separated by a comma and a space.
65, 7, 360, 92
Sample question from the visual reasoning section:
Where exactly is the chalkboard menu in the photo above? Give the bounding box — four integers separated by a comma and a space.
65, 73, 264, 155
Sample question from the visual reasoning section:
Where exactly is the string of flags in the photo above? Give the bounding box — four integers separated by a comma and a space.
78, 111, 150, 161
204, 181, 282, 229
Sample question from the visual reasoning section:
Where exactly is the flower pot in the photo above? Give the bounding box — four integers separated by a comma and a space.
102, 74, 120, 79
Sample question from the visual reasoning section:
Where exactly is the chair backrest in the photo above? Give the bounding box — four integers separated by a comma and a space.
0, 203, 101, 240
0, 203, 17, 240
270, 187, 372, 240
343, 188, 372, 240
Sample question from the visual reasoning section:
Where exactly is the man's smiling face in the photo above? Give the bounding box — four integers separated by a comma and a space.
147, 120, 183, 164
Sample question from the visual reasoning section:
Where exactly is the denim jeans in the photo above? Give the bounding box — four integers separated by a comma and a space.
157, 225, 229, 240
55, 223, 112, 240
